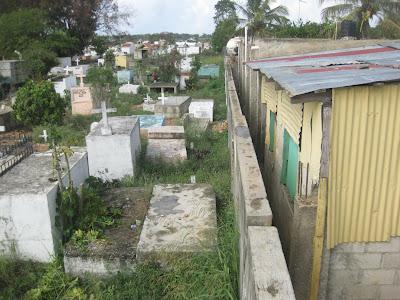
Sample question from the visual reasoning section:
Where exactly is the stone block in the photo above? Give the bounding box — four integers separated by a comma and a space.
343, 284, 379, 300
366, 238, 400, 253
86, 117, 141, 181
361, 270, 396, 285
246, 226, 295, 300
147, 126, 185, 139
0, 149, 89, 262
189, 99, 214, 122
379, 285, 400, 299
154, 96, 191, 118
137, 184, 217, 261
119, 83, 139, 94
335, 242, 366, 253
71, 86, 93, 115
382, 253, 400, 269
346, 253, 383, 270
145, 139, 187, 163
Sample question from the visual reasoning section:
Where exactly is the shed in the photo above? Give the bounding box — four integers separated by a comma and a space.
149, 82, 179, 94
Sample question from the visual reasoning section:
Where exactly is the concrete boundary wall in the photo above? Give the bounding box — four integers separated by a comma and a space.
226, 58, 295, 299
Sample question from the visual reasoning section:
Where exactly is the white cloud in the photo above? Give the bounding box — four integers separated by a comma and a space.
117, 0, 323, 34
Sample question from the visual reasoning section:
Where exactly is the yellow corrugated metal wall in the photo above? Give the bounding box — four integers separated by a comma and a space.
328, 84, 400, 248
262, 77, 278, 112
278, 92, 303, 144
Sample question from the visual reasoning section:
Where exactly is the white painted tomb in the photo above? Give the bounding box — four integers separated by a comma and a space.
118, 84, 140, 94
137, 184, 217, 261
86, 102, 141, 181
189, 99, 214, 122
154, 95, 191, 118
0, 149, 89, 262
54, 75, 77, 98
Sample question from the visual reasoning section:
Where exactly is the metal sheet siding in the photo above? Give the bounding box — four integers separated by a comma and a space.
328, 85, 400, 248
279, 92, 303, 144
262, 77, 278, 112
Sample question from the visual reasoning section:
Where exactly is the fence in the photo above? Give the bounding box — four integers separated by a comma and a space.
0, 133, 33, 176
225, 57, 295, 299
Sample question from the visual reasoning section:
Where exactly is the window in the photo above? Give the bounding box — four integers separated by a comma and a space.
269, 111, 276, 152
281, 129, 299, 199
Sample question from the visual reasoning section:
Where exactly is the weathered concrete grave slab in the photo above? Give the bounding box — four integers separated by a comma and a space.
0, 149, 89, 262
145, 139, 187, 163
64, 187, 150, 276
154, 96, 191, 118
71, 84, 93, 116
86, 116, 140, 181
137, 184, 217, 261
147, 126, 185, 139
189, 99, 214, 122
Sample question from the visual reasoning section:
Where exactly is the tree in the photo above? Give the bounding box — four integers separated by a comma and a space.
212, 18, 239, 52
13, 80, 66, 126
214, 0, 238, 24
86, 67, 116, 107
0, 0, 128, 51
235, 0, 289, 39
320, 0, 400, 37
212, 0, 239, 52
156, 50, 182, 83
92, 36, 109, 57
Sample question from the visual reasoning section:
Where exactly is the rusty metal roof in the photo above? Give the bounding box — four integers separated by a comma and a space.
247, 43, 400, 97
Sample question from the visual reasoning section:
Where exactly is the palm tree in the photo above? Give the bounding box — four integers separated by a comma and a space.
235, 0, 289, 40
320, 0, 400, 36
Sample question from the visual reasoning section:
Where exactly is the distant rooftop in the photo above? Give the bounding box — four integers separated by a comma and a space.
246, 43, 400, 98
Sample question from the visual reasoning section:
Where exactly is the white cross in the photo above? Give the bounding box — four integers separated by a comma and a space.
77, 74, 85, 87
75, 57, 80, 66
65, 65, 70, 75
92, 101, 117, 135
144, 93, 151, 103
158, 91, 168, 105
39, 129, 48, 142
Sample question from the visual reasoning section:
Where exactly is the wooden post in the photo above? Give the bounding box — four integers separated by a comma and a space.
310, 177, 328, 300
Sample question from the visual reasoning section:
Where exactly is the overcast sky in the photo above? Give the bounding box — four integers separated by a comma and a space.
117, 0, 323, 34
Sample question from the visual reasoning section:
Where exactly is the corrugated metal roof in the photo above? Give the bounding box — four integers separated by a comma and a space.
247, 44, 400, 97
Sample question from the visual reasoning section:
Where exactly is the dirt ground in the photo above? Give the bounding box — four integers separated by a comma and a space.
66, 187, 151, 260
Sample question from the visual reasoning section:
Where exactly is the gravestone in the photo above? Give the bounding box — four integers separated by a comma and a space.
64, 187, 150, 276
119, 83, 140, 94
54, 75, 77, 98
145, 126, 187, 163
0, 149, 89, 262
189, 99, 214, 122
86, 102, 141, 180
137, 184, 217, 261
143, 94, 157, 113
70, 75, 93, 115
154, 95, 191, 118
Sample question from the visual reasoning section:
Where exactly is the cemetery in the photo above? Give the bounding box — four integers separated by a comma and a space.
0, 32, 231, 296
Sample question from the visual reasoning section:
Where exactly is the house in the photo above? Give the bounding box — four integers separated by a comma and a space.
176, 41, 201, 56
121, 42, 135, 55
115, 54, 129, 69
241, 43, 400, 299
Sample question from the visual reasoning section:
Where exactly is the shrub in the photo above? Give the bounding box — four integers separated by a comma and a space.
13, 80, 66, 126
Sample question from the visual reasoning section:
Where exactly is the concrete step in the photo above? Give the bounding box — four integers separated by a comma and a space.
147, 126, 185, 139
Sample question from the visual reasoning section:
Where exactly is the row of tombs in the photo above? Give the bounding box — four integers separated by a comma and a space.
0, 95, 217, 276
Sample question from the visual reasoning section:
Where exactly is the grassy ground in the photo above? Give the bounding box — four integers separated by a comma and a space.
0, 55, 239, 300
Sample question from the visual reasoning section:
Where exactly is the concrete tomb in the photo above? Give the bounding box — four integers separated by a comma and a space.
137, 184, 217, 261
64, 187, 150, 276
0, 149, 89, 262
145, 126, 187, 163
189, 99, 214, 122
54, 75, 77, 98
117, 70, 134, 84
135, 114, 165, 137
119, 83, 140, 94
86, 102, 141, 181
154, 95, 191, 118
142, 94, 157, 113
70, 75, 93, 115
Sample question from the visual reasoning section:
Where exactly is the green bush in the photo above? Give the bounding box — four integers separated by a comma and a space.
13, 80, 66, 126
